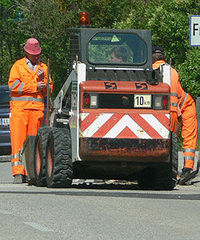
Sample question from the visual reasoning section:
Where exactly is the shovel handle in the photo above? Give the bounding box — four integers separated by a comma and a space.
46, 59, 50, 126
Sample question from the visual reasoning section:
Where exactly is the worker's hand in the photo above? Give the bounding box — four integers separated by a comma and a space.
177, 106, 182, 117
37, 67, 45, 81
176, 116, 182, 134
37, 81, 47, 92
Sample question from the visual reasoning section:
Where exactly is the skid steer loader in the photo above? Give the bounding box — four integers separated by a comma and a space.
23, 12, 178, 190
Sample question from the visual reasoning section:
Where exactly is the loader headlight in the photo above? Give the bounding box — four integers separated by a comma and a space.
83, 93, 98, 108
90, 95, 98, 108
154, 95, 169, 110
154, 96, 162, 109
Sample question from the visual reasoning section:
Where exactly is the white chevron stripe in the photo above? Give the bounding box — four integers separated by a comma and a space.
80, 113, 89, 121
103, 115, 151, 139
140, 114, 169, 138
82, 113, 113, 137
165, 114, 170, 119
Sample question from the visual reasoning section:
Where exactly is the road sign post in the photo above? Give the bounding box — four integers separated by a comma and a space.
190, 15, 200, 46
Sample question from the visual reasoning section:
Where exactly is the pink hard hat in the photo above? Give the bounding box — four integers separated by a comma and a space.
24, 38, 42, 55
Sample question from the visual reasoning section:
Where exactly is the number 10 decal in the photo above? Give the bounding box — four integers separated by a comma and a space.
135, 95, 144, 105
134, 94, 151, 108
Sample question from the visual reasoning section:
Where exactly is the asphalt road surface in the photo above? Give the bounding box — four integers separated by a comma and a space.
1, 160, 200, 240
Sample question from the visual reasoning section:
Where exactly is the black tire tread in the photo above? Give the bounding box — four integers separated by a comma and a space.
35, 126, 51, 186
46, 127, 73, 188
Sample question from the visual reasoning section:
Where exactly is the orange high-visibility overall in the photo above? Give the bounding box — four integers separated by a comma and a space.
179, 93, 197, 169
8, 57, 53, 176
153, 60, 198, 170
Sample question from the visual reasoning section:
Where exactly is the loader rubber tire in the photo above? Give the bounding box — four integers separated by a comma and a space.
46, 127, 73, 188
138, 132, 178, 190
33, 127, 52, 187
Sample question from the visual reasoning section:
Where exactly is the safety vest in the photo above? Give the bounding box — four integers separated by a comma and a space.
9, 57, 53, 110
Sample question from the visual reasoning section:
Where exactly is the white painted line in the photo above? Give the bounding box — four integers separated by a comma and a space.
24, 222, 54, 232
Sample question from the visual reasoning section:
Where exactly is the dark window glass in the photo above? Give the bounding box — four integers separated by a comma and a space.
88, 33, 147, 65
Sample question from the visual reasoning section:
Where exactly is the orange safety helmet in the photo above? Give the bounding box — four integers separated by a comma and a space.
24, 38, 42, 55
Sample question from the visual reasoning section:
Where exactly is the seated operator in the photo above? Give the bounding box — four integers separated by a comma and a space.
109, 46, 128, 63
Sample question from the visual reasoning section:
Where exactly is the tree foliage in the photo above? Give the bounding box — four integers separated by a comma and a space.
0, 0, 200, 99
14, 0, 71, 96
178, 47, 200, 99
0, 0, 131, 96
0, 0, 19, 83
114, 0, 200, 98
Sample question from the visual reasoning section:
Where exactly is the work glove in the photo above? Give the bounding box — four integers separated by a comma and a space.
170, 111, 178, 133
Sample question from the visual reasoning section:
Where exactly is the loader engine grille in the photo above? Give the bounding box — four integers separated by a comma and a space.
87, 69, 153, 82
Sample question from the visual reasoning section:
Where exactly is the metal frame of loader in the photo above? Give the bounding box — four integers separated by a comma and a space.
22, 27, 178, 190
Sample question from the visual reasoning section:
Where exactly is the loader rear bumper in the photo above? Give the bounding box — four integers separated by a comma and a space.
79, 138, 170, 162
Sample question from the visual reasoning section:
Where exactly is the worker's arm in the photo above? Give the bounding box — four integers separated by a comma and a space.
9, 63, 38, 94
39, 64, 54, 95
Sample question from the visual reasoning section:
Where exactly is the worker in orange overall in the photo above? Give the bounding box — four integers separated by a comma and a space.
8, 38, 53, 184
152, 45, 198, 185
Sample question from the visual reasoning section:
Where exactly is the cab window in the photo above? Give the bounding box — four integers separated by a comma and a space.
88, 32, 147, 65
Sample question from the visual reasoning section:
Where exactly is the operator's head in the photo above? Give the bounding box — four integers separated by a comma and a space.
152, 45, 165, 64
24, 38, 42, 65
109, 46, 128, 63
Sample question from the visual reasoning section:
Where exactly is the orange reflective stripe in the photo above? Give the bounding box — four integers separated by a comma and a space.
183, 148, 195, 153
171, 78, 177, 110
171, 92, 178, 97
179, 92, 188, 109
11, 161, 22, 167
184, 156, 195, 161
183, 150, 195, 159
183, 148, 195, 170
10, 96, 44, 103
18, 82, 25, 94
11, 153, 20, 160
10, 80, 20, 92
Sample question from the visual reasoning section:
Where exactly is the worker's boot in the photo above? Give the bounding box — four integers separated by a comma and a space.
178, 168, 195, 185
13, 174, 28, 184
